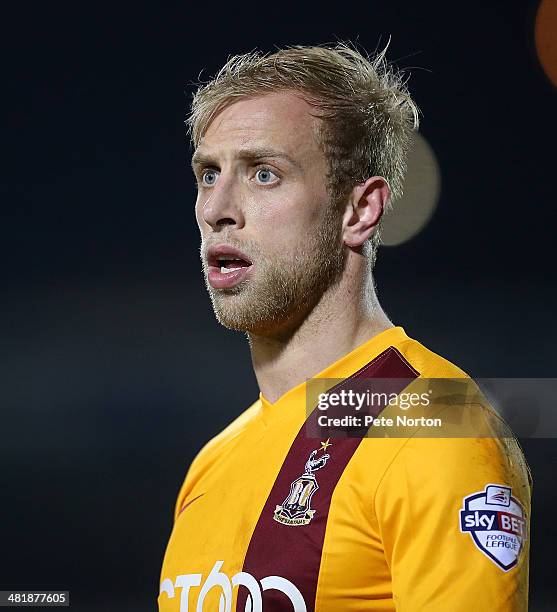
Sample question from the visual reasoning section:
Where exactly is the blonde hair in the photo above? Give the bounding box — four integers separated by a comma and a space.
187, 41, 420, 266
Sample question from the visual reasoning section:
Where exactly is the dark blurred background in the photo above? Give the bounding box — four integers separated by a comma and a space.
1, 0, 556, 610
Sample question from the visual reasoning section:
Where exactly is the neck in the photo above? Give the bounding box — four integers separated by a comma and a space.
247, 262, 393, 404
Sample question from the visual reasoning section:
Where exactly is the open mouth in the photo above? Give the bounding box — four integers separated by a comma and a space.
215, 256, 252, 274
206, 244, 254, 289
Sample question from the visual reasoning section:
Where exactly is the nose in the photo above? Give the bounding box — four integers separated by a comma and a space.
198, 175, 245, 231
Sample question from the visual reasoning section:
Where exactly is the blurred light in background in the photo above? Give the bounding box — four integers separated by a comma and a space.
381, 132, 441, 246
535, 0, 557, 87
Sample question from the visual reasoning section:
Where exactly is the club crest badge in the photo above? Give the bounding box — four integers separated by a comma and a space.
273, 440, 331, 526
459, 484, 527, 571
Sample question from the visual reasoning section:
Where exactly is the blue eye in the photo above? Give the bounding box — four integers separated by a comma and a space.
202, 170, 219, 186
255, 168, 278, 184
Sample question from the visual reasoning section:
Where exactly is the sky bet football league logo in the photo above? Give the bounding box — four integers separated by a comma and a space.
460, 484, 527, 571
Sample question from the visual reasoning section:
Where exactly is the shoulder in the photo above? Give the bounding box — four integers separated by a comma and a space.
378, 435, 531, 496
373, 430, 532, 530
173, 398, 262, 520
195, 397, 263, 463
374, 330, 532, 510
393, 330, 470, 379
185, 397, 262, 478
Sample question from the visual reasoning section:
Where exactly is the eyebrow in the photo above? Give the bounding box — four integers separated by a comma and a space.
191, 146, 302, 172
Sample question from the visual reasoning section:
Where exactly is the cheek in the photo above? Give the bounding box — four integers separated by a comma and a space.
246, 184, 321, 231
249, 194, 326, 261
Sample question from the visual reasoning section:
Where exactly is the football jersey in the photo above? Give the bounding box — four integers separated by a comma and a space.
159, 326, 531, 611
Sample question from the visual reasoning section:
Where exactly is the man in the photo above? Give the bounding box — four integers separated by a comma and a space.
159, 43, 531, 611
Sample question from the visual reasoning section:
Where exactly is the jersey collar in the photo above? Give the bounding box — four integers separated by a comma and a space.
258, 325, 411, 412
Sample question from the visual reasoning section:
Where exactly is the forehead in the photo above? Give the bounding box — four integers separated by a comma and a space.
196, 91, 322, 159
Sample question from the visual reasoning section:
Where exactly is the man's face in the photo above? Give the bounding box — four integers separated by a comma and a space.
193, 91, 346, 336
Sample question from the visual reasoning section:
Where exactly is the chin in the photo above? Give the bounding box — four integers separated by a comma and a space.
212, 301, 282, 335
211, 296, 258, 331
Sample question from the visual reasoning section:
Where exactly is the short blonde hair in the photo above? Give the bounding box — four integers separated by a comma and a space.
187, 42, 420, 264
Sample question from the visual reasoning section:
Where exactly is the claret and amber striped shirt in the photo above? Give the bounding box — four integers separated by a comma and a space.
159, 326, 531, 611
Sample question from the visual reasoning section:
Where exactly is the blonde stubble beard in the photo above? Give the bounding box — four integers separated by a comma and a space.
200, 205, 347, 337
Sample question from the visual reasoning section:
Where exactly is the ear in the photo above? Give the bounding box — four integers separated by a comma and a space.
342, 177, 390, 248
